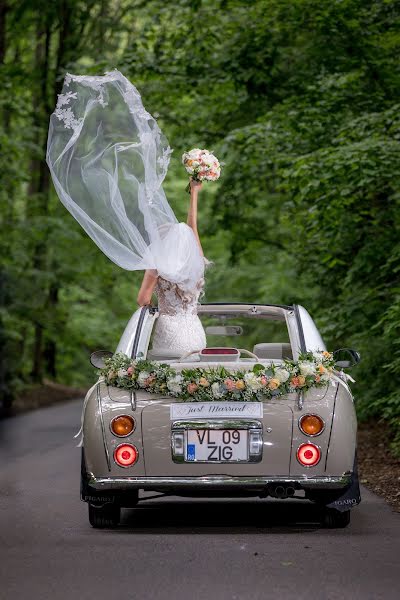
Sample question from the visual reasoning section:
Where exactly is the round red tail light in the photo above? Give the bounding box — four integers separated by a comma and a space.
114, 444, 138, 467
297, 443, 321, 467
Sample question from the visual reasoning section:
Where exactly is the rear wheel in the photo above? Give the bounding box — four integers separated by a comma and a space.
88, 503, 120, 528
322, 507, 351, 528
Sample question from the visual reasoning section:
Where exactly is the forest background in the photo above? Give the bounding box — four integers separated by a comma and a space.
1, 0, 399, 454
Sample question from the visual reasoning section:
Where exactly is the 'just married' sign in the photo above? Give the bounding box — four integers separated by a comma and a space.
170, 402, 263, 420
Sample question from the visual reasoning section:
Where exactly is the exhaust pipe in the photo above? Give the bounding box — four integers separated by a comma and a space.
269, 485, 296, 499
274, 485, 286, 498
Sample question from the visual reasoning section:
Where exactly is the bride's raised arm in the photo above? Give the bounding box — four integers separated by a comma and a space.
187, 179, 204, 257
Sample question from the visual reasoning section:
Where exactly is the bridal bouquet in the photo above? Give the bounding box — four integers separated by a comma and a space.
182, 148, 221, 193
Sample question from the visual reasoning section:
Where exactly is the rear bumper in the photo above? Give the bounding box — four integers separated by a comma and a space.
88, 473, 352, 492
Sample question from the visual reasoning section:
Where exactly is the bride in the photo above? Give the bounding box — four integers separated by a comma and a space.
46, 69, 211, 357
138, 179, 209, 357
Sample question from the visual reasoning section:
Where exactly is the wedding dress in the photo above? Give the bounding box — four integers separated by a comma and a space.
150, 257, 211, 356
46, 69, 209, 355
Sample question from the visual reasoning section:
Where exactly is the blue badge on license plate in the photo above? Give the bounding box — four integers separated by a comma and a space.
187, 444, 196, 461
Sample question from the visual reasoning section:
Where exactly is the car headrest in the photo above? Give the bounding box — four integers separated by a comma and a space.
253, 343, 293, 360
147, 349, 183, 361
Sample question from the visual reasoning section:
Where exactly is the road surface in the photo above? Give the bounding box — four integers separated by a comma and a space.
0, 399, 399, 600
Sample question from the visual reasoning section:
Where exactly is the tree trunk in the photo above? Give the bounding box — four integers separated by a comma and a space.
29, 15, 52, 382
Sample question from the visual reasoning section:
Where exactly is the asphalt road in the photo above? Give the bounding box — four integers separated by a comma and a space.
0, 400, 399, 600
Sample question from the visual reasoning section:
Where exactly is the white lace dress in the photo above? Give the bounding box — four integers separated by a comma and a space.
150, 260, 210, 356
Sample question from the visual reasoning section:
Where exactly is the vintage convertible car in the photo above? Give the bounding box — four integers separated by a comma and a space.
80, 303, 361, 529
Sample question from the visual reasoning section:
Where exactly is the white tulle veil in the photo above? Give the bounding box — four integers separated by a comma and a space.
46, 68, 204, 290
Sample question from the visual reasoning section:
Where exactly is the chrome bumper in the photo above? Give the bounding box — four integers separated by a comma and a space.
88, 473, 352, 491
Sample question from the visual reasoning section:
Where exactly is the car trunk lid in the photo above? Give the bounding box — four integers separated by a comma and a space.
141, 400, 294, 476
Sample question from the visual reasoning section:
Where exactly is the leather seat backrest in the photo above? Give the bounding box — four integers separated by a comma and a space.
253, 343, 293, 360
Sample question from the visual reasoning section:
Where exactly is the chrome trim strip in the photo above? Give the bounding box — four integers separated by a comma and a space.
297, 391, 304, 411
172, 419, 262, 430
88, 474, 352, 490
130, 390, 136, 411
293, 304, 306, 352
131, 305, 148, 359
324, 384, 340, 471
97, 382, 111, 471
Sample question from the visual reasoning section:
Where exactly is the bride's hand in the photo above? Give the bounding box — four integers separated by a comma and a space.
190, 178, 202, 192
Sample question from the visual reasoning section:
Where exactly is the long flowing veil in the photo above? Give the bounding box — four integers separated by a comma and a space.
46, 69, 204, 290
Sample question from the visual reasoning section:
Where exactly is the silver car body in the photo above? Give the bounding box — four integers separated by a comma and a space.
81, 303, 359, 516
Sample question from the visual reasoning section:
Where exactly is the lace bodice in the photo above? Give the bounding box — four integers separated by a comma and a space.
155, 276, 204, 316
150, 257, 211, 355
154, 256, 210, 316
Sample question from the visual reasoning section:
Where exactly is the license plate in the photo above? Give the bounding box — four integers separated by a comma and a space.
186, 429, 248, 462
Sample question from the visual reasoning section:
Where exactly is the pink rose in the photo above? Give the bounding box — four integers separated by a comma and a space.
260, 376, 268, 386
187, 383, 198, 394
224, 378, 235, 391
127, 366, 134, 376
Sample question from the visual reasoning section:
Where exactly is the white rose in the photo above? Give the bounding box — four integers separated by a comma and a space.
274, 368, 290, 383
167, 375, 183, 394
313, 351, 325, 363
211, 382, 224, 399
244, 372, 263, 391
299, 361, 316, 377
137, 371, 150, 387
189, 148, 203, 160
117, 368, 128, 378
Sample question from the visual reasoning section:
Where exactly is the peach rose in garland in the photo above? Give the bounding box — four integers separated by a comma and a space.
268, 378, 280, 390
199, 377, 210, 387
291, 375, 306, 388
235, 379, 245, 390
187, 382, 199, 395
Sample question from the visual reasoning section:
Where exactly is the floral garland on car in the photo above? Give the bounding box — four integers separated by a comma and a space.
99, 350, 336, 402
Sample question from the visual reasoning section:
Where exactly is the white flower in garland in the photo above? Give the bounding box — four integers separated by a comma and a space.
137, 371, 150, 387
211, 382, 224, 399
298, 361, 317, 377
167, 375, 183, 394
244, 372, 263, 391
117, 368, 128, 378
274, 367, 290, 383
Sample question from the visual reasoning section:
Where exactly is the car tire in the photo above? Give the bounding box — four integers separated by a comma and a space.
88, 503, 120, 528
322, 507, 351, 529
